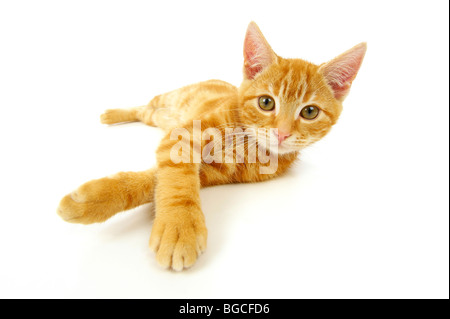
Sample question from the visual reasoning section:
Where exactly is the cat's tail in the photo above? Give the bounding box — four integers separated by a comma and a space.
57, 168, 156, 224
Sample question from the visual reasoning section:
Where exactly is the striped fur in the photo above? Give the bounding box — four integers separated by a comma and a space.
57, 22, 366, 271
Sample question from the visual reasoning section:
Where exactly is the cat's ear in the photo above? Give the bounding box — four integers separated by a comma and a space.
243, 22, 278, 80
319, 43, 367, 101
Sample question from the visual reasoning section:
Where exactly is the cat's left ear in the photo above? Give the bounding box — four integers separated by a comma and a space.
243, 22, 278, 80
319, 43, 367, 101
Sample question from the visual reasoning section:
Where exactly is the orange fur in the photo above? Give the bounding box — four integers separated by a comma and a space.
57, 22, 366, 271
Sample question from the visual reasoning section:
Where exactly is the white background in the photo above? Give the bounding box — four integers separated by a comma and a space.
0, 0, 448, 299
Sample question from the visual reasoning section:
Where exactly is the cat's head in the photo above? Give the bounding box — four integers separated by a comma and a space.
238, 22, 366, 155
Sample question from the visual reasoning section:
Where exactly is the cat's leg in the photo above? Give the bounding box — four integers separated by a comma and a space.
100, 94, 168, 126
101, 94, 183, 130
149, 136, 207, 271
101, 105, 179, 131
57, 169, 155, 224
100, 106, 143, 125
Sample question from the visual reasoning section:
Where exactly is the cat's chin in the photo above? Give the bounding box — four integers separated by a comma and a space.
275, 145, 298, 155
260, 143, 297, 156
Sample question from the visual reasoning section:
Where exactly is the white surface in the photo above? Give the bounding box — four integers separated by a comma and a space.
0, 0, 448, 298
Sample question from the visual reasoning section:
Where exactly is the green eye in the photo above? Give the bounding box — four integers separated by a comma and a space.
258, 95, 275, 111
300, 105, 320, 120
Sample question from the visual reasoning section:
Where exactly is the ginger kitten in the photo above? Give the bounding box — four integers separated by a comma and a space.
57, 22, 366, 271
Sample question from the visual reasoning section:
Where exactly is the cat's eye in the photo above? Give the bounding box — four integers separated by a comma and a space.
258, 95, 275, 111
300, 105, 320, 120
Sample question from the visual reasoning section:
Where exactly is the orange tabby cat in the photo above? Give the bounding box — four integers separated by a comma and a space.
57, 22, 366, 271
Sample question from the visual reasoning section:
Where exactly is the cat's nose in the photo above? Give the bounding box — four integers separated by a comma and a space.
274, 131, 291, 144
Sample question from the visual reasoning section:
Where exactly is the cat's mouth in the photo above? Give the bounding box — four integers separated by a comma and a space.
271, 143, 297, 155
257, 139, 297, 155
243, 127, 299, 155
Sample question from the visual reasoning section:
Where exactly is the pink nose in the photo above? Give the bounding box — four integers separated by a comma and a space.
274, 131, 291, 144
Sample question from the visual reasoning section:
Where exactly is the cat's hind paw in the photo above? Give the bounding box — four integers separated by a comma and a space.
100, 108, 137, 125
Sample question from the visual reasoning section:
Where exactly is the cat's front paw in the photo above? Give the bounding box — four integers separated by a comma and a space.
57, 176, 124, 224
149, 212, 207, 271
